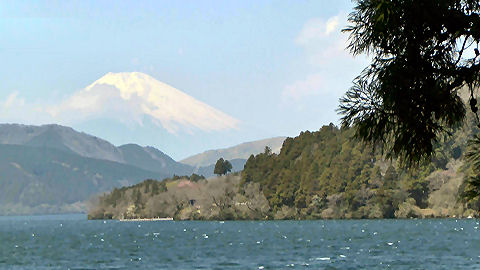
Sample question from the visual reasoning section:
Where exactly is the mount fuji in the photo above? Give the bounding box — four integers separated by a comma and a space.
49, 72, 239, 134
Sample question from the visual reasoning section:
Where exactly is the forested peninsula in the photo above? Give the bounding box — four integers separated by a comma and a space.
88, 117, 480, 220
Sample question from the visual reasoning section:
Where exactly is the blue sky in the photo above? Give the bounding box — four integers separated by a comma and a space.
0, 0, 368, 160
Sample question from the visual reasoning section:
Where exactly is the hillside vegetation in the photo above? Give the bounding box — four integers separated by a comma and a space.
90, 116, 480, 220
88, 174, 271, 220
242, 123, 478, 219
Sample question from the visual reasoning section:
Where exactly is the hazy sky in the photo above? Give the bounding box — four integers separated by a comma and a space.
0, 0, 369, 160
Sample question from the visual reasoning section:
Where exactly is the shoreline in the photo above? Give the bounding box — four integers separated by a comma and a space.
99, 215, 479, 221
118, 217, 174, 222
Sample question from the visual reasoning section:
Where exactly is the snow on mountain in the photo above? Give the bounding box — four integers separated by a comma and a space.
48, 72, 239, 133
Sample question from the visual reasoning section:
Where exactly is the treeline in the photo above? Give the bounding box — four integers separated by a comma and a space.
241, 121, 479, 219
89, 116, 480, 220
88, 173, 271, 220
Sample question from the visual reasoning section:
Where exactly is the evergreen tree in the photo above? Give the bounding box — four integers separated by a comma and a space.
214, 158, 226, 176
157, 181, 167, 193
383, 165, 398, 189
463, 134, 480, 203
189, 173, 205, 182
339, 0, 480, 165
144, 182, 150, 194
214, 158, 233, 176
224, 160, 232, 174
151, 182, 159, 195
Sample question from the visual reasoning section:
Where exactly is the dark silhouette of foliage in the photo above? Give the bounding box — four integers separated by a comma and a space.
339, 0, 480, 165
214, 158, 232, 176
224, 160, 232, 174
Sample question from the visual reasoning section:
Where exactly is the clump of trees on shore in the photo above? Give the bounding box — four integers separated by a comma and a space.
88, 173, 271, 220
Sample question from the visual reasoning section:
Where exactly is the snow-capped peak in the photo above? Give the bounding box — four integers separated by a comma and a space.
50, 72, 239, 133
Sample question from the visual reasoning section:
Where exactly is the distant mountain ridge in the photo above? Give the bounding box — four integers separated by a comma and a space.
0, 124, 124, 163
0, 123, 282, 176
0, 124, 186, 174
0, 144, 170, 215
180, 136, 286, 167
0, 123, 192, 215
0, 123, 285, 214
118, 144, 192, 176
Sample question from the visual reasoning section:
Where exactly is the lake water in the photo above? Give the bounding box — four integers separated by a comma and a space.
0, 214, 479, 269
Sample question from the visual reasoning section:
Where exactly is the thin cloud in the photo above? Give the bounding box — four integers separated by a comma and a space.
295, 13, 351, 66
0, 92, 49, 124
3, 91, 22, 108
282, 73, 324, 101
325, 16, 340, 35
295, 15, 340, 46
283, 13, 369, 104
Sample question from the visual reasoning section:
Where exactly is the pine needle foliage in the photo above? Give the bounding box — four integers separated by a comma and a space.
339, 0, 480, 165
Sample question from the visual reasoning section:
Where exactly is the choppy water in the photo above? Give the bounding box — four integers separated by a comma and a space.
0, 215, 479, 269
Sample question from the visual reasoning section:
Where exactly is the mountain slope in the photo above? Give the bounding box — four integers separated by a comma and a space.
118, 144, 192, 175
24, 126, 75, 154
0, 124, 124, 163
0, 123, 289, 214
0, 123, 197, 177
0, 123, 284, 178
0, 124, 196, 214
0, 144, 170, 214
180, 137, 286, 167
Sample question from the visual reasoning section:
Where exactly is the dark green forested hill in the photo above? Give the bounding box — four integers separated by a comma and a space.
241, 120, 479, 219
